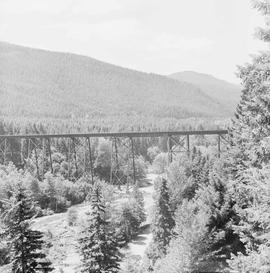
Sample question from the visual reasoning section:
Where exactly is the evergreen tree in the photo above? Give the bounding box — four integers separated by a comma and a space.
228, 164, 270, 272
226, 0, 270, 270
79, 184, 120, 273
3, 184, 53, 273
152, 198, 212, 273
166, 150, 210, 213
146, 178, 175, 270
94, 140, 112, 182
131, 185, 146, 224
111, 186, 146, 246
230, 0, 270, 228
152, 159, 245, 272
115, 203, 139, 244
195, 161, 245, 269
152, 179, 175, 253
229, 0, 270, 173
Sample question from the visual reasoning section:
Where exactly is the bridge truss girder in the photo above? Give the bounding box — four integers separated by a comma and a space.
0, 136, 96, 183
0, 130, 228, 183
166, 133, 229, 163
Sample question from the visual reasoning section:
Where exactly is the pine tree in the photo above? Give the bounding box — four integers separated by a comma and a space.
229, 0, 270, 173
131, 185, 146, 224
226, 0, 270, 270
3, 184, 53, 273
152, 178, 175, 253
228, 164, 270, 272
229, 0, 270, 234
195, 161, 245, 269
79, 184, 120, 273
152, 159, 245, 272
146, 178, 175, 269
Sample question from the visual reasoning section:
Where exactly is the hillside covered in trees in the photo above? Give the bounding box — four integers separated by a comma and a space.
169, 71, 241, 113
0, 42, 239, 122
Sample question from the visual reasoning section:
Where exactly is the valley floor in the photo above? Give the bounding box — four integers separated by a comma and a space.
121, 173, 157, 261
26, 173, 157, 273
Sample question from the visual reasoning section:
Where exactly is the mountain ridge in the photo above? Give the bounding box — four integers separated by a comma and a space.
0, 41, 237, 120
168, 71, 241, 113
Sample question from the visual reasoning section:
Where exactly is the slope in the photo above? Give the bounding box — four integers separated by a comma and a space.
168, 71, 241, 113
0, 42, 231, 121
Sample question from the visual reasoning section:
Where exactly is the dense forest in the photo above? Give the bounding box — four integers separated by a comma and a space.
1, 1, 270, 273
169, 71, 240, 113
0, 40, 240, 121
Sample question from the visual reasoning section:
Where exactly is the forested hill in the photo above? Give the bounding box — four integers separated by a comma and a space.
169, 71, 241, 113
0, 42, 235, 120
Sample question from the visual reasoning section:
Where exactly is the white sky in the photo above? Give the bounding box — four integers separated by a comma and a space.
0, 0, 268, 83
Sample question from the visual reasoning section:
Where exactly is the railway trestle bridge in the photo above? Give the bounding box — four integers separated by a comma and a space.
0, 130, 229, 185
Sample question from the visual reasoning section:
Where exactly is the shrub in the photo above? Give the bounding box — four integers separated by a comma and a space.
131, 186, 146, 224
75, 176, 93, 201
0, 243, 10, 266
152, 153, 168, 174
112, 189, 146, 245
227, 246, 270, 273
64, 180, 86, 205
91, 180, 115, 206
147, 146, 161, 163
94, 139, 112, 182
38, 173, 84, 212
134, 156, 147, 181
41, 208, 54, 216
116, 203, 139, 244
152, 199, 213, 273
120, 255, 142, 273
67, 207, 78, 226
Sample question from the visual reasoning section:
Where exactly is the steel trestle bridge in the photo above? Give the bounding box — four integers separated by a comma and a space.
0, 129, 228, 185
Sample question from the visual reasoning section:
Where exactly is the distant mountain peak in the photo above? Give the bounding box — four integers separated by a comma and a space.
168, 71, 241, 112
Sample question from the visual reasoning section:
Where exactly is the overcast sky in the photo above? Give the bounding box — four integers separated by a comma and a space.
0, 0, 268, 83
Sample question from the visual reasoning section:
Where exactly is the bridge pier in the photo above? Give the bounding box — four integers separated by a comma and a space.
218, 135, 221, 158
86, 137, 94, 184
31, 138, 40, 180
42, 138, 46, 179
3, 138, 7, 165
167, 134, 191, 163
130, 137, 136, 186
72, 138, 78, 178
167, 135, 173, 163
110, 137, 122, 187
110, 137, 137, 189
20, 138, 24, 167
47, 138, 53, 174
187, 134, 190, 158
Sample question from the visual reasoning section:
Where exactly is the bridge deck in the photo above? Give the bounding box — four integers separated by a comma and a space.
0, 129, 228, 139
